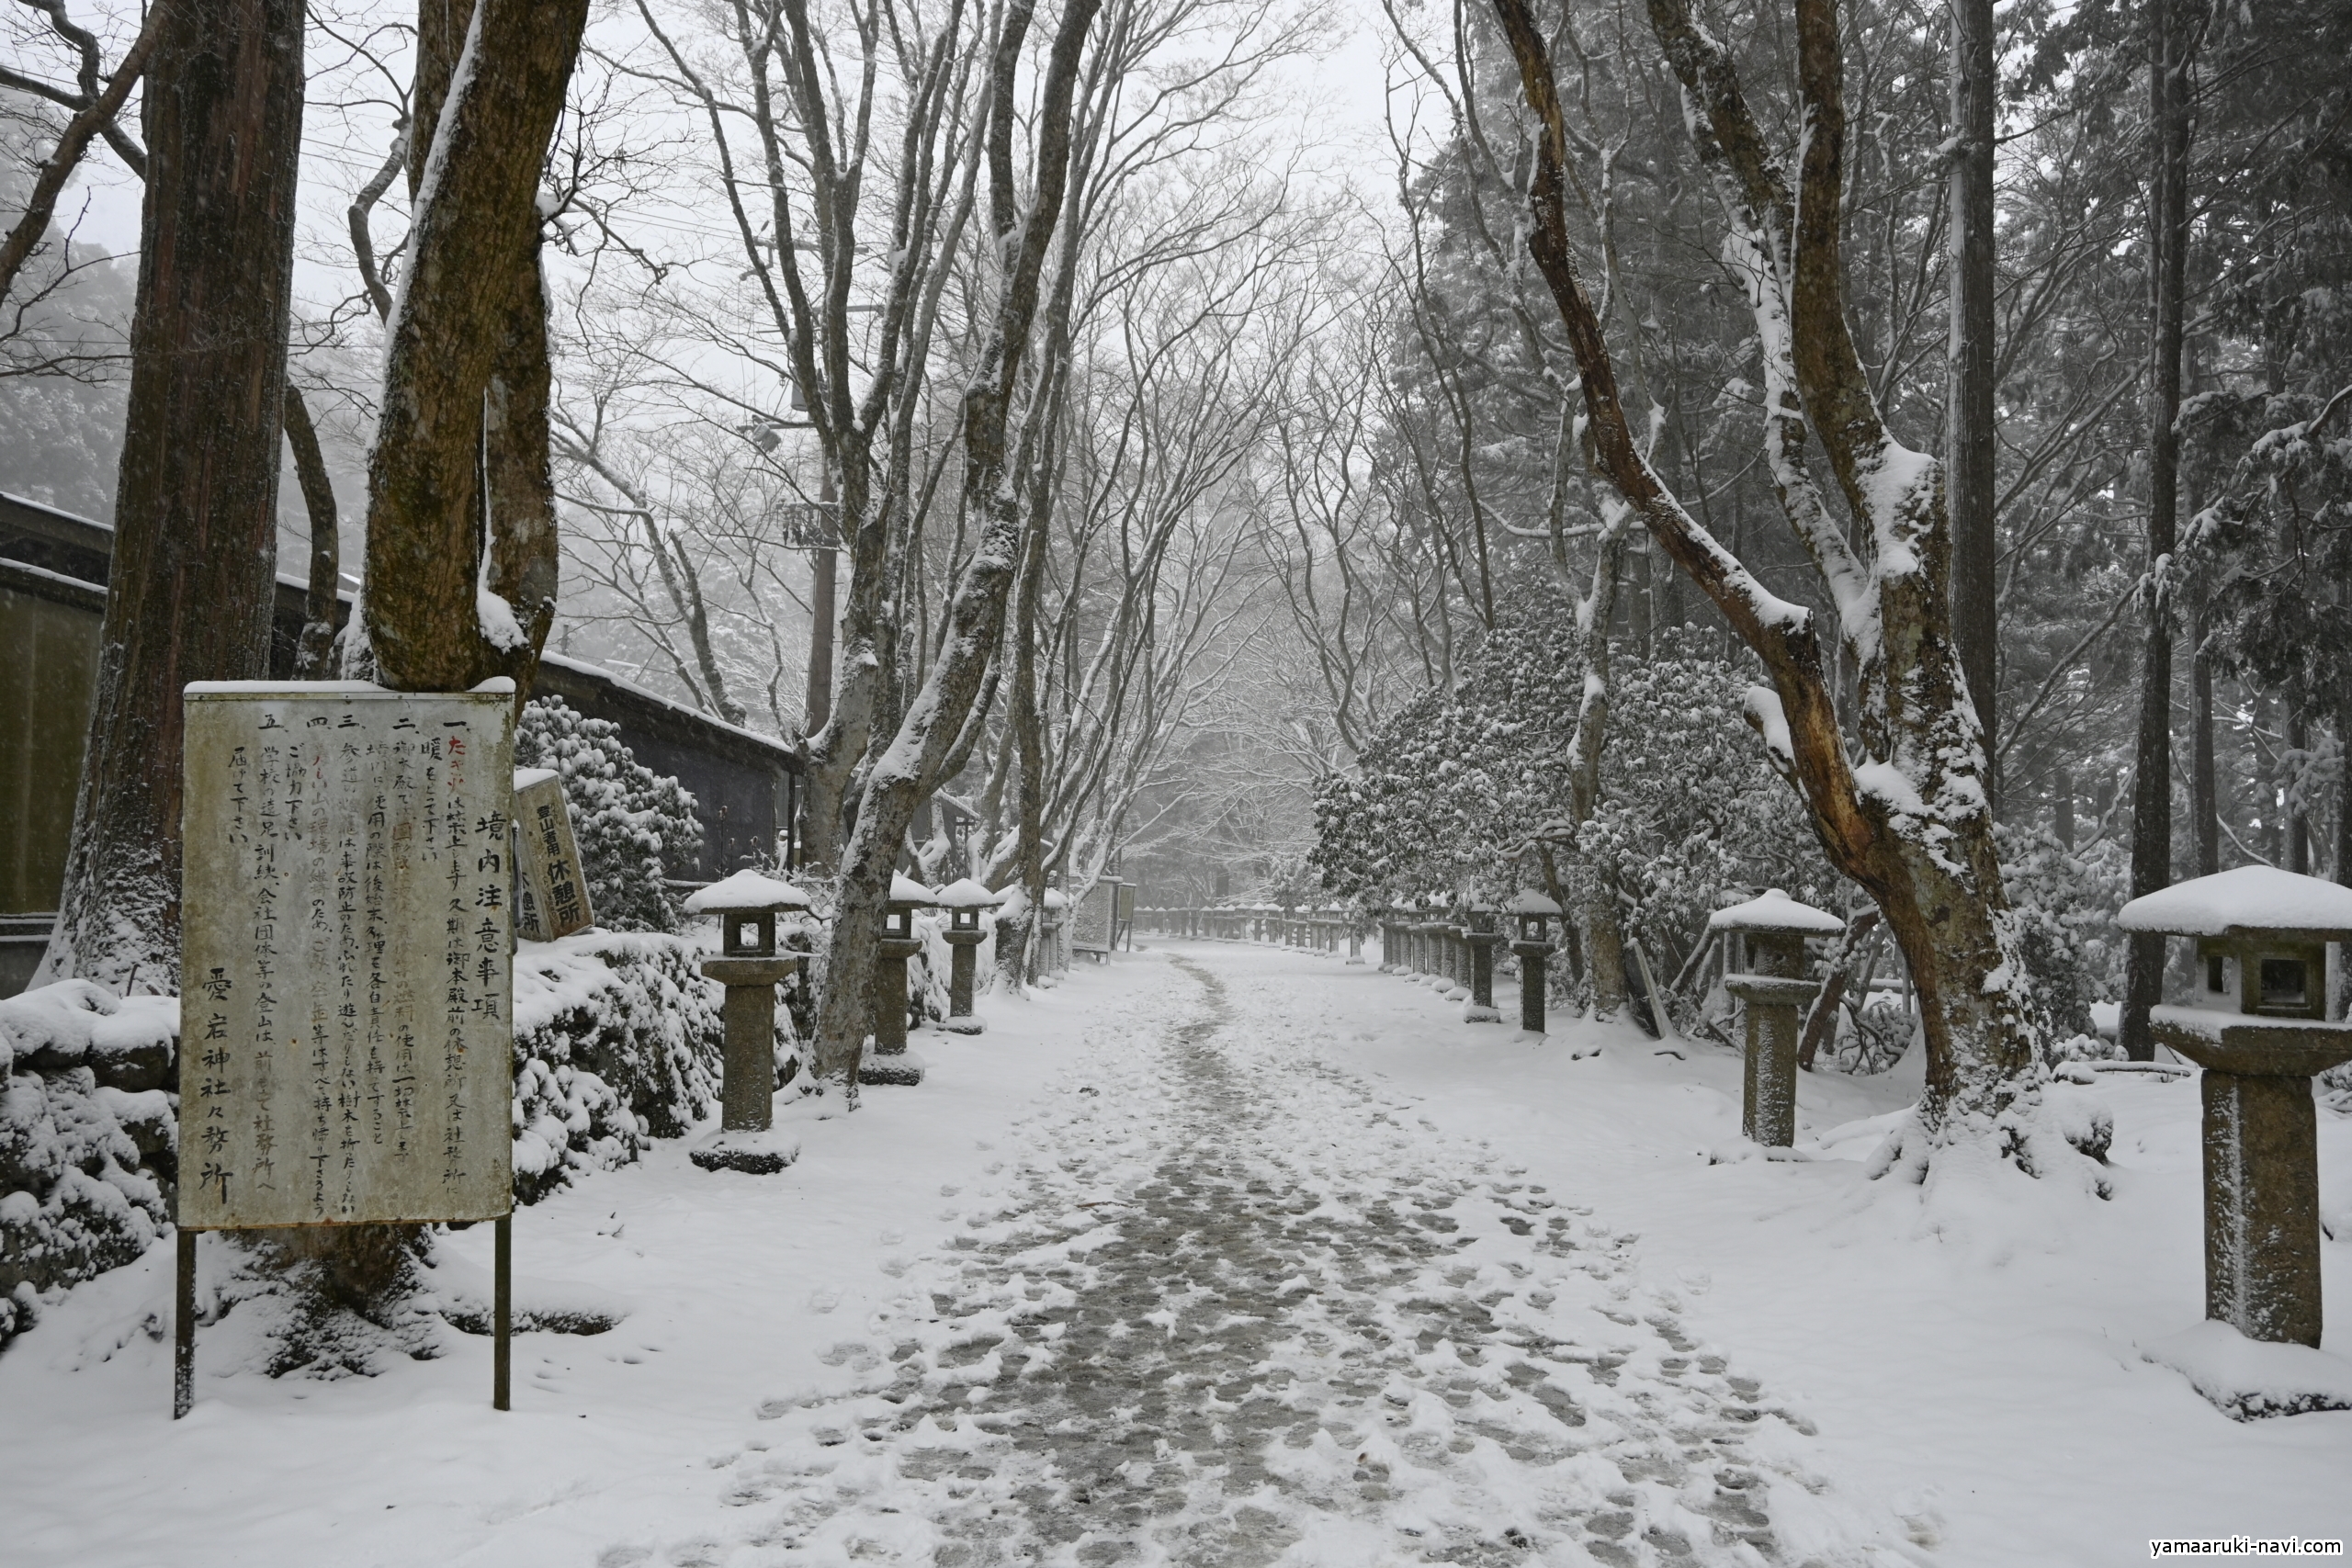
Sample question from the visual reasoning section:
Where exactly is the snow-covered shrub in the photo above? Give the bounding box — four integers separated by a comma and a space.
1315, 618, 1837, 1026
514, 695, 704, 932
0, 982, 178, 1352
1582, 628, 1838, 997
1991, 824, 2127, 1059
511, 931, 732, 1202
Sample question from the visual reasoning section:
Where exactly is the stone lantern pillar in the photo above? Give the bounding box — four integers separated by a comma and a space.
1711, 889, 1843, 1148
933, 876, 1000, 1036
1508, 890, 1561, 1036
1464, 903, 1504, 1022
1440, 913, 1470, 999
1040, 887, 1069, 971
682, 870, 811, 1173
2120, 866, 2352, 1348
1347, 913, 1364, 964
861, 874, 937, 1087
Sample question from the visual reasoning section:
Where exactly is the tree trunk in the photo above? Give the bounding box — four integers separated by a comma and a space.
1008, 500, 1052, 987
483, 257, 560, 690
2121, 0, 2197, 1062
36, 0, 305, 994
350, 0, 584, 693
2190, 608, 2219, 876
285, 385, 341, 678
2285, 706, 2310, 874
1568, 513, 1630, 1019
804, 468, 840, 737
1947, 0, 1999, 802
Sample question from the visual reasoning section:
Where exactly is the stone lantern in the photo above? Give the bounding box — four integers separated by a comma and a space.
1440, 905, 1471, 999
1508, 890, 1561, 1035
1463, 901, 1504, 1022
683, 870, 811, 1173
2120, 865, 2352, 1348
1411, 900, 1439, 979
861, 874, 937, 1087
1710, 889, 1843, 1148
1040, 886, 1069, 972
933, 877, 1000, 1036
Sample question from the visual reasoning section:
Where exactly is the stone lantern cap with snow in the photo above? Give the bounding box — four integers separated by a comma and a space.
934, 876, 1001, 936
1507, 889, 1561, 946
2120, 865, 2352, 1074
684, 870, 811, 960
884, 873, 937, 941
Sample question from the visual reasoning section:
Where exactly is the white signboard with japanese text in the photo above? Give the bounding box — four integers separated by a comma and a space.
178, 683, 514, 1229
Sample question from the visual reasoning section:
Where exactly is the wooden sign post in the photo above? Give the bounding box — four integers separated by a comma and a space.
513, 767, 594, 940
176, 682, 516, 1416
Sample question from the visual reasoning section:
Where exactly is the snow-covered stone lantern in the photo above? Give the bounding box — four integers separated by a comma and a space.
1463, 901, 1504, 1022
2120, 865, 2352, 1349
684, 870, 811, 1173
934, 877, 999, 1036
862, 873, 937, 1087
1412, 899, 1440, 979
1041, 886, 1069, 971
1508, 890, 1561, 1035
1440, 905, 1470, 999
1711, 889, 1843, 1148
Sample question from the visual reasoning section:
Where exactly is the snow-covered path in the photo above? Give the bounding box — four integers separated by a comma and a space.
659, 951, 1883, 1567
20, 939, 2343, 1565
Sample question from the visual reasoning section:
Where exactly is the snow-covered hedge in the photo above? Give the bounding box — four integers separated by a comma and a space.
0, 932, 749, 1351
509, 931, 734, 1202
514, 696, 704, 933
0, 982, 179, 1351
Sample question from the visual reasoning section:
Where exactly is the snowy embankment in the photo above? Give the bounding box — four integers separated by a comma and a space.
0, 931, 732, 1351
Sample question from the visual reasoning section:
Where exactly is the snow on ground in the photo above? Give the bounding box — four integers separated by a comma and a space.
0, 941, 2345, 1565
